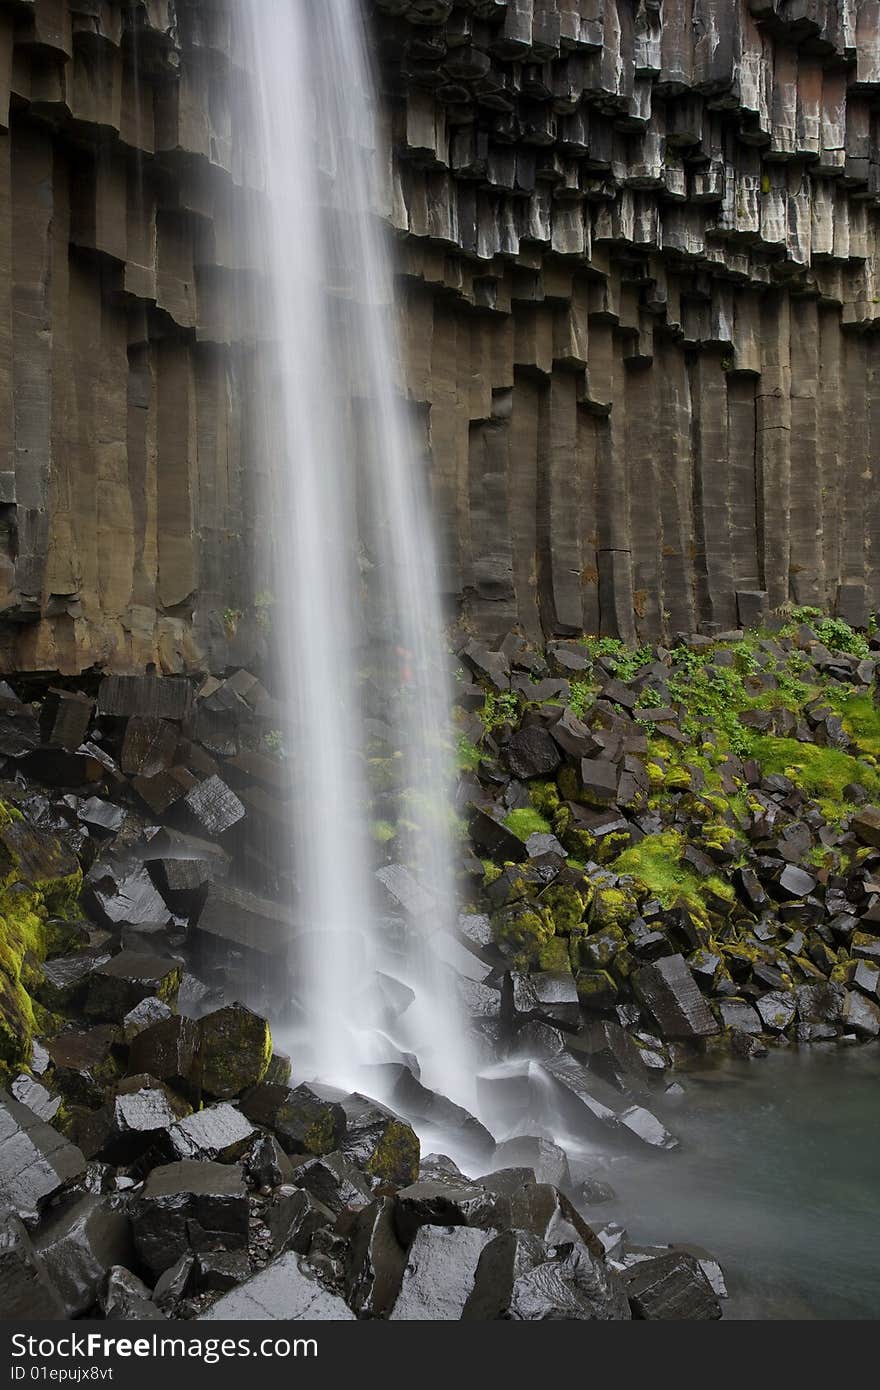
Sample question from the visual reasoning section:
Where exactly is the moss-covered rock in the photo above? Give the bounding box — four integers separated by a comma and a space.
491, 903, 555, 969
541, 882, 587, 934
199, 1003, 273, 1099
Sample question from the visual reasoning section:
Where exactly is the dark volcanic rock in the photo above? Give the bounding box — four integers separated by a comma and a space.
388, 1224, 495, 1320
0, 1208, 66, 1319
33, 1195, 133, 1318
0, 1093, 86, 1226
199, 1004, 272, 1098
240, 1084, 346, 1157
85, 863, 172, 930
85, 951, 181, 1022
290, 1151, 373, 1215
10, 1075, 61, 1123
168, 1103, 256, 1163
100, 1266, 166, 1320
506, 726, 562, 780
345, 1197, 408, 1317
633, 955, 720, 1039
507, 1241, 631, 1321
245, 1133, 293, 1191
338, 1097, 420, 1186
47, 1026, 122, 1108
182, 776, 246, 838
79, 1076, 191, 1163
267, 1186, 336, 1256
625, 1252, 722, 1320
36, 947, 114, 1011
127, 1016, 202, 1103
852, 806, 880, 849
199, 1252, 354, 1320
132, 1161, 249, 1278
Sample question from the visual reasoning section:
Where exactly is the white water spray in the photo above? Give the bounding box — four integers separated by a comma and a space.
241, 0, 478, 1121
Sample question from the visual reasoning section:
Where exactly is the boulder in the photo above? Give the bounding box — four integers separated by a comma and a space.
78, 1076, 192, 1164
268, 1186, 336, 1256
123, 997, 174, 1042
199, 1252, 355, 1320
0, 1093, 86, 1226
289, 1151, 373, 1214
756, 990, 797, 1032
339, 1097, 420, 1185
625, 1251, 722, 1320
127, 1016, 202, 1103
841, 990, 880, 1038
245, 1133, 294, 1191
195, 1251, 251, 1293
168, 1103, 256, 1163
36, 947, 114, 1011
33, 1195, 133, 1318
240, 1084, 346, 1157
100, 1266, 166, 1320
199, 1004, 273, 1099
719, 1000, 763, 1036
85, 863, 172, 930
345, 1197, 408, 1316
505, 726, 561, 780
10, 1075, 61, 1123
389, 1225, 495, 1320
194, 882, 291, 955
508, 1240, 631, 1321
460, 1229, 547, 1320
392, 1178, 503, 1245
182, 776, 246, 838
633, 955, 720, 1039
85, 951, 181, 1022
132, 1161, 249, 1278
0, 1207, 66, 1319
852, 806, 880, 849
47, 1026, 122, 1108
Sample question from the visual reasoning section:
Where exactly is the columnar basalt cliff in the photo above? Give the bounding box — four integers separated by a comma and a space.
3, 0, 880, 675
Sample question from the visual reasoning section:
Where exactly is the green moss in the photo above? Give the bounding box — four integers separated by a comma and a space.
839, 695, 880, 758
611, 830, 734, 925
540, 883, 587, 934
529, 781, 561, 818
455, 734, 482, 772
369, 819, 397, 845
537, 937, 572, 971
590, 883, 639, 930
504, 807, 552, 841
748, 736, 880, 816
492, 905, 555, 968
366, 1119, 420, 1186
481, 860, 502, 887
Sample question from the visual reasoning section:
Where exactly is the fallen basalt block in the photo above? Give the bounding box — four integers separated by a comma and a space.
33, 1195, 134, 1318
199, 1003, 273, 1099
198, 1252, 354, 1320
0, 1093, 86, 1226
132, 1161, 250, 1279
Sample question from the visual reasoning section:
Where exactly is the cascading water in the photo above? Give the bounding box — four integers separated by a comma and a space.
240, 0, 480, 1133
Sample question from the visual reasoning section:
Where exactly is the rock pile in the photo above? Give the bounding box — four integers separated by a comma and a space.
455, 610, 880, 1058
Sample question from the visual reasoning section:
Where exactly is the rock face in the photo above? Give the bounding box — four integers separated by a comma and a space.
2, 1, 880, 671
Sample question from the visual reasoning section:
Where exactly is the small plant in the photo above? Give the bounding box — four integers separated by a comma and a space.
456, 733, 482, 771
223, 607, 242, 638
569, 680, 593, 719
479, 690, 520, 731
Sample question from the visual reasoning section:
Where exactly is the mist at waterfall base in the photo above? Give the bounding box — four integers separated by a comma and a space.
241, 0, 488, 1159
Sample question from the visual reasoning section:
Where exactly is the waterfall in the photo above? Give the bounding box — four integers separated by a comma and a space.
240, 0, 479, 1128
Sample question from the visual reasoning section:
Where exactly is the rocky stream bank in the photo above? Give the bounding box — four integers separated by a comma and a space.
1, 608, 879, 1320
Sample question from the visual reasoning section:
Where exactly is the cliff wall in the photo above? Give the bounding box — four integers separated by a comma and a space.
2, 0, 880, 674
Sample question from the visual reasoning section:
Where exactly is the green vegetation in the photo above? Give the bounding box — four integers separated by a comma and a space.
747, 737, 880, 818
455, 732, 482, 771
479, 689, 520, 731
504, 806, 552, 841
611, 830, 734, 924
580, 636, 654, 681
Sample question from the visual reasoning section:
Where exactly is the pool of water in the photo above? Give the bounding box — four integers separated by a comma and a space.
592, 1045, 880, 1319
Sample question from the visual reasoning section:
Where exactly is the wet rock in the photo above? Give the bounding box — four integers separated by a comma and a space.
195, 1250, 251, 1293
841, 990, 880, 1038
389, 1224, 495, 1320
245, 1133, 293, 1191
121, 717, 179, 778
491, 1136, 571, 1191
85, 951, 181, 1022
756, 991, 797, 1032
194, 881, 291, 955
796, 981, 844, 1025
625, 1251, 722, 1320
345, 1197, 408, 1316
392, 1178, 502, 1246
77, 797, 125, 838
338, 1097, 420, 1186
0, 697, 41, 757
530, 969, 581, 1027
152, 1253, 196, 1312
0, 1208, 66, 1319
42, 690, 94, 752
617, 1105, 678, 1151
198, 1252, 355, 1320
36, 947, 114, 1011
460, 1229, 547, 1320
85, 863, 172, 930
122, 996, 174, 1042
182, 776, 246, 838
100, 1266, 166, 1320
508, 1240, 631, 1321
33, 1195, 133, 1318
240, 1084, 346, 1157
132, 1161, 249, 1278
633, 955, 720, 1039
47, 1026, 122, 1108
127, 1016, 202, 1103
267, 1186, 336, 1256
290, 1151, 373, 1214
507, 1182, 605, 1261
0, 1093, 86, 1226
169, 1103, 256, 1163
505, 726, 561, 780
198, 1003, 272, 1099
468, 805, 528, 863
97, 675, 193, 723
852, 806, 880, 849
719, 1000, 763, 1036
375, 863, 435, 919
78, 1076, 191, 1164
10, 1075, 61, 1123
775, 865, 818, 901
569, 1019, 657, 1093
